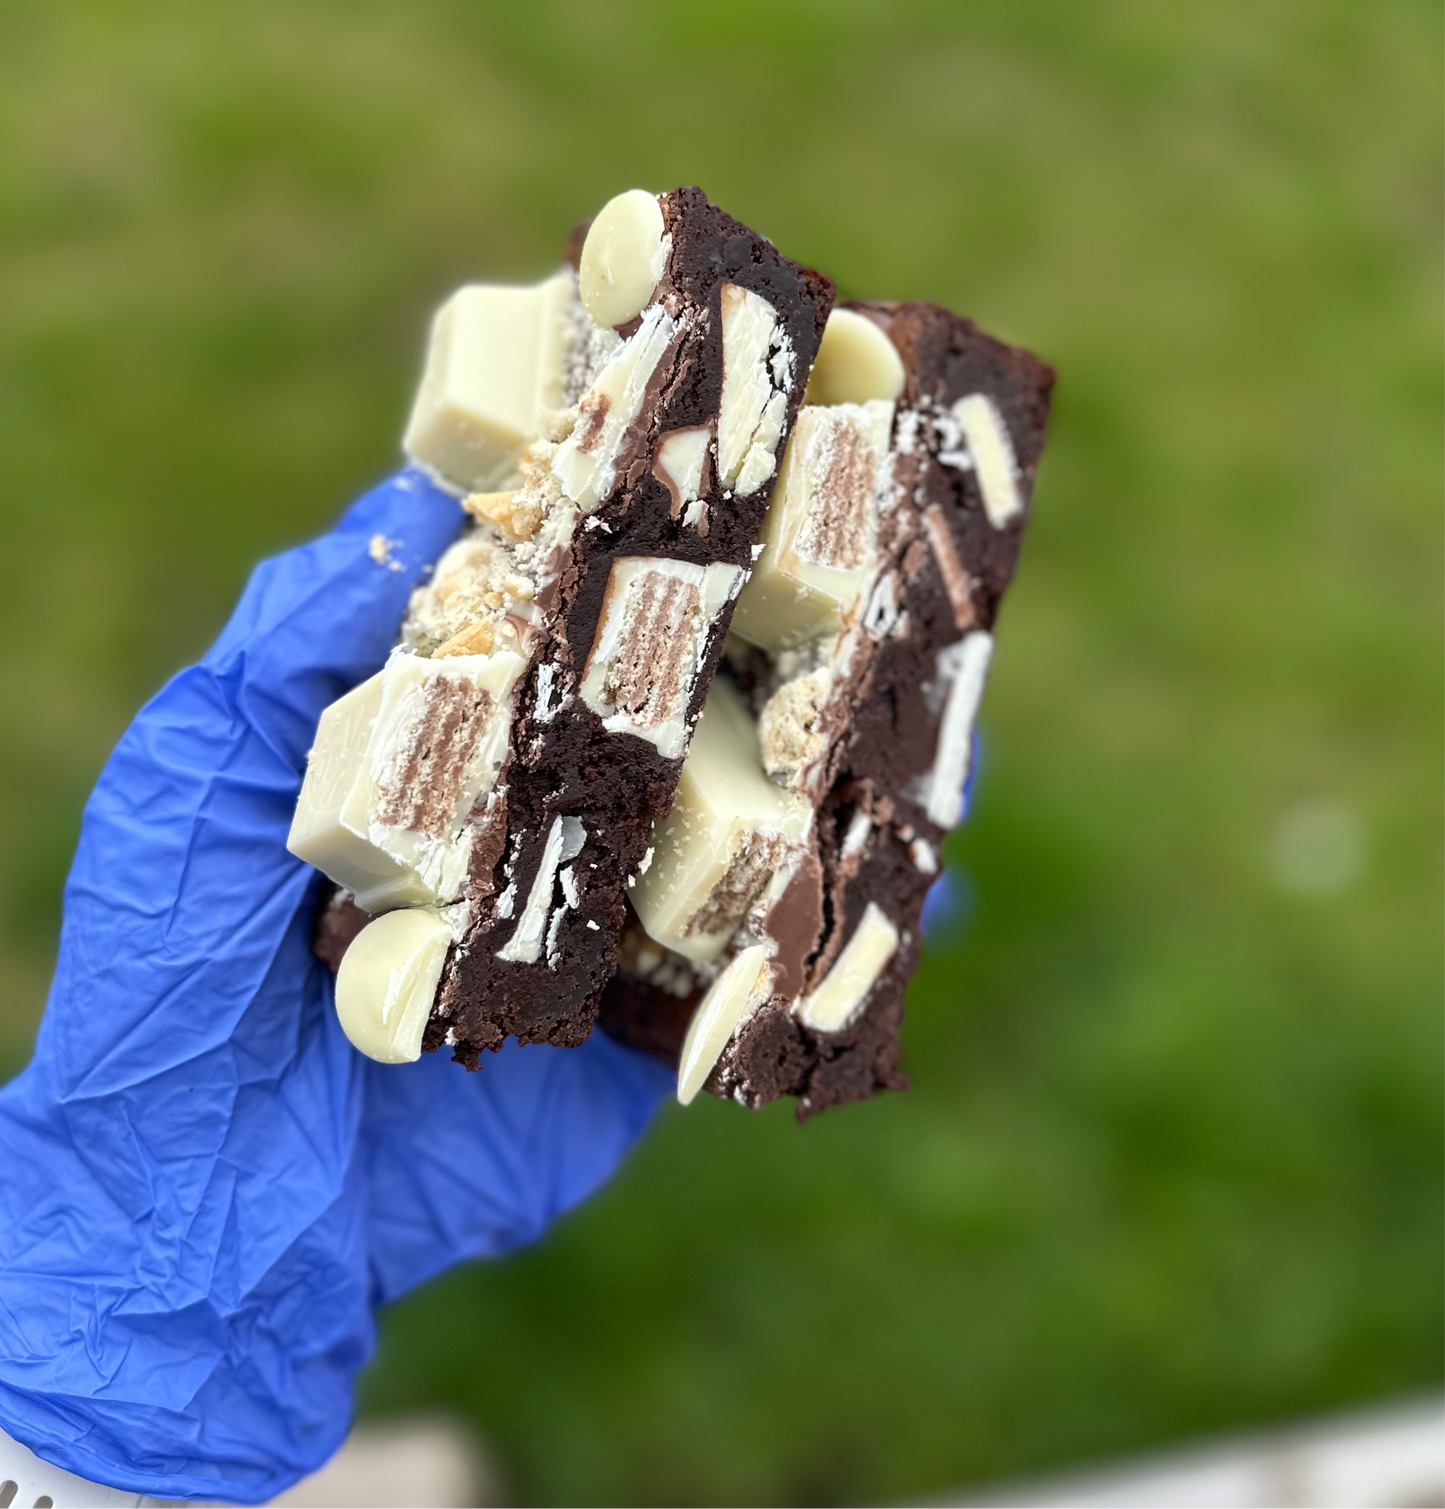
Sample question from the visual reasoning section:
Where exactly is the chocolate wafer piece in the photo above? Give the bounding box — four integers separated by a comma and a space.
289, 188, 833, 1065
600, 299, 1054, 1117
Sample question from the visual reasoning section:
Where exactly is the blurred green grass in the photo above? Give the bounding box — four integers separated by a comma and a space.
0, 0, 1439, 1503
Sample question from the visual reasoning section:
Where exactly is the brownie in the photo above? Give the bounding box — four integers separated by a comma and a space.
295, 189, 833, 1067
600, 300, 1054, 1118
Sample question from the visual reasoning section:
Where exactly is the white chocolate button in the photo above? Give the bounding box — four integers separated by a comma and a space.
403, 271, 574, 492
803, 308, 905, 407
334, 906, 453, 1063
677, 944, 773, 1105
578, 189, 667, 330
794, 901, 898, 1033
730, 400, 894, 652
951, 394, 1022, 527
631, 678, 812, 965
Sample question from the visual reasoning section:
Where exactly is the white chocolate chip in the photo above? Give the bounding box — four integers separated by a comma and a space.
403, 271, 574, 492
578, 556, 743, 760
794, 902, 899, 1033
951, 394, 1023, 527
632, 678, 813, 965
497, 815, 587, 964
920, 632, 994, 829
288, 649, 526, 911
677, 944, 774, 1105
717, 284, 794, 496
578, 189, 667, 330
731, 400, 893, 652
552, 304, 679, 510
803, 308, 905, 407
333, 906, 453, 1063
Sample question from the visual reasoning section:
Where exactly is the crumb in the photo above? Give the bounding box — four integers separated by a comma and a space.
369, 533, 405, 571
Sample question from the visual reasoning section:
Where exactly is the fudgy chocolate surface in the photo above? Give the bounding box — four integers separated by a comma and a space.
600, 300, 1054, 1118
425, 190, 833, 1066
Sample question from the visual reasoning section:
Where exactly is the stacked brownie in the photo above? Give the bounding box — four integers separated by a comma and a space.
289, 187, 1053, 1116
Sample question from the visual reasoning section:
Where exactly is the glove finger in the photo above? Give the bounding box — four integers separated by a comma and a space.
205, 468, 465, 773
361, 1031, 672, 1303
30, 470, 462, 1094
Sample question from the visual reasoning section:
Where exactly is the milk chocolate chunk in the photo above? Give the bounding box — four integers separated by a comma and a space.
297, 187, 833, 1066
603, 297, 1053, 1117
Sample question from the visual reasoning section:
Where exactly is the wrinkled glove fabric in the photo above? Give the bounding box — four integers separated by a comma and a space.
0, 471, 671, 1503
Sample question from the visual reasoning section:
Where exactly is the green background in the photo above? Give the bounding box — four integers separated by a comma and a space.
0, 1, 1439, 1503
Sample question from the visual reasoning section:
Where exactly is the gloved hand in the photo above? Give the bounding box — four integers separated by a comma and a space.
0, 471, 672, 1504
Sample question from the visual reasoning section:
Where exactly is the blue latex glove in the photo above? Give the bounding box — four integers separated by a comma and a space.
0, 471, 672, 1504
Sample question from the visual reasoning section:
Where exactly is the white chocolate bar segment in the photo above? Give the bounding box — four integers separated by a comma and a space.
288, 649, 525, 911
951, 394, 1022, 528
730, 401, 893, 652
922, 631, 994, 828
288, 673, 423, 909
579, 557, 743, 760
631, 678, 812, 965
403, 271, 573, 492
717, 284, 793, 496
334, 906, 454, 1062
794, 902, 899, 1033
677, 944, 773, 1105
802, 308, 905, 407
552, 304, 678, 511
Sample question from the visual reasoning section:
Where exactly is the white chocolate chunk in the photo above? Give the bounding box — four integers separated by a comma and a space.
677, 944, 774, 1105
731, 401, 893, 651
333, 906, 453, 1063
922, 632, 994, 828
803, 308, 905, 407
632, 678, 812, 965
403, 271, 573, 492
910, 837, 938, 875
288, 649, 525, 911
951, 394, 1022, 527
654, 426, 710, 517
794, 902, 899, 1033
578, 189, 667, 329
497, 815, 587, 964
717, 284, 793, 496
578, 556, 743, 760
552, 304, 678, 510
